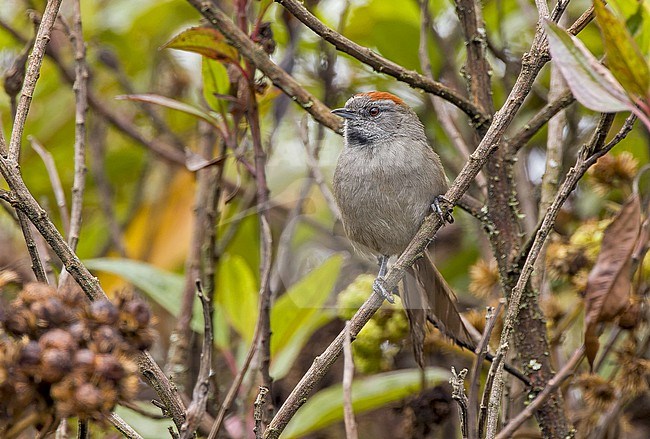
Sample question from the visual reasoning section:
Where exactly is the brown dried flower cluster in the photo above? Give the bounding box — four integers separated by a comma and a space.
587, 151, 638, 195
0, 282, 155, 435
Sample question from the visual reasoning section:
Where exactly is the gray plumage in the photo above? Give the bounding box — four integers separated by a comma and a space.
332, 92, 474, 366
332, 92, 448, 256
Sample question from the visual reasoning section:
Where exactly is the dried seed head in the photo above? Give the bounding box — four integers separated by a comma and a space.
3, 308, 37, 336
588, 152, 638, 195
540, 295, 566, 324
468, 259, 499, 298
39, 348, 72, 383
18, 341, 42, 368
73, 349, 96, 374
120, 297, 152, 332
75, 383, 103, 413
90, 325, 122, 354
575, 373, 616, 411
19, 282, 56, 305
39, 328, 76, 352
88, 300, 119, 326
31, 297, 71, 328
94, 354, 125, 382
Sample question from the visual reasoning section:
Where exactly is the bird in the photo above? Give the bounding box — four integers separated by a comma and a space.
331, 91, 474, 365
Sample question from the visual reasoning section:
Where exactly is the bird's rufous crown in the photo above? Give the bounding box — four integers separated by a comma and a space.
356, 91, 407, 107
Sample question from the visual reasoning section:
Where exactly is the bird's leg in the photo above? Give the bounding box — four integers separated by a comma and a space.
432, 195, 454, 224
373, 255, 395, 303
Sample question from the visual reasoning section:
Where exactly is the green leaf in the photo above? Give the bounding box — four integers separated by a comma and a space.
544, 19, 634, 113
83, 258, 230, 348
163, 26, 238, 63
116, 93, 223, 129
594, 0, 650, 98
217, 254, 258, 344
270, 311, 334, 379
283, 368, 450, 438
270, 254, 343, 354
84, 258, 184, 315
202, 57, 230, 113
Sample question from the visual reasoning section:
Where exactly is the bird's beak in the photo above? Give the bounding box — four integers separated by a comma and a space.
331, 108, 355, 119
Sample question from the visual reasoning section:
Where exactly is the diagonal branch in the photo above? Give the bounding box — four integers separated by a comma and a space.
275, 0, 490, 129
484, 113, 636, 438
7, 0, 63, 161
263, 7, 570, 437
186, 0, 342, 134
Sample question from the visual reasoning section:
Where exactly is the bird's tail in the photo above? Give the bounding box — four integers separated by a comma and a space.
402, 251, 475, 367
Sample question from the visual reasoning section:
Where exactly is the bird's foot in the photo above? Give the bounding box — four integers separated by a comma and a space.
373, 277, 396, 304
432, 195, 454, 224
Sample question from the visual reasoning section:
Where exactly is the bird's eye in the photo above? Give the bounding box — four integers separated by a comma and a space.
369, 107, 380, 117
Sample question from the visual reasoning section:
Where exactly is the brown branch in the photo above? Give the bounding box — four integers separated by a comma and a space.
495, 346, 585, 439
179, 282, 213, 439
166, 126, 222, 389
106, 413, 144, 439
484, 112, 631, 437
275, 0, 490, 129
28, 136, 70, 231
254, 387, 270, 439
342, 321, 358, 439
450, 367, 470, 439
454, 0, 493, 114
185, 0, 342, 134
263, 10, 561, 437
506, 91, 575, 154
7, 0, 63, 160
467, 302, 504, 439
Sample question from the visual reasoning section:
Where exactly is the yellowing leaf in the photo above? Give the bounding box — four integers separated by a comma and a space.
584, 193, 641, 367
594, 0, 650, 98
545, 19, 634, 113
163, 26, 238, 63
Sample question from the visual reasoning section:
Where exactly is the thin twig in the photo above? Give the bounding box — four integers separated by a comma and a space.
8, 0, 63, 160
479, 349, 502, 439
342, 321, 358, 439
298, 117, 341, 219
118, 400, 168, 420
106, 413, 144, 439
274, 0, 488, 128
179, 282, 214, 439
28, 136, 70, 231
506, 91, 575, 154
186, 0, 342, 133
468, 302, 504, 439
495, 346, 585, 439
77, 420, 88, 439
166, 126, 221, 388
61, 1, 89, 254
450, 367, 470, 439
254, 387, 270, 439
